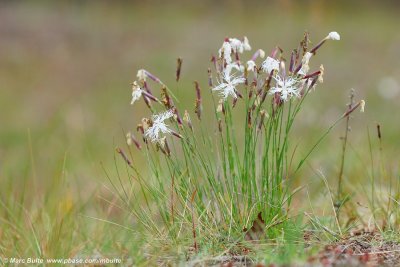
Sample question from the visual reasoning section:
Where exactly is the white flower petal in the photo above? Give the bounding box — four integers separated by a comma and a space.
326, 31, 340, 41
225, 63, 244, 77
259, 49, 265, 58
243, 36, 251, 51
131, 89, 143, 105
246, 60, 256, 72
219, 41, 232, 64
229, 38, 243, 53
269, 75, 300, 101
261, 57, 280, 74
137, 69, 147, 81
212, 70, 245, 100
144, 110, 174, 143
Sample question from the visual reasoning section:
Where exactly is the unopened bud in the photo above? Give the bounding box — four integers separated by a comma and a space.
126, 132, 142, 150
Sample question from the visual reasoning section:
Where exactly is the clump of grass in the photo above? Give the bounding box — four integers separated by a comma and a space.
115, 31, 365, 261
353, 122, 400, 232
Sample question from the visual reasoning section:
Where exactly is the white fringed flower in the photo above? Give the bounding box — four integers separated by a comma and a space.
269, 75, 300, 101
218, 37, 252, 64
131, 81, 143, 105
213, 69, 245, 100
218, 41, 232, 64
298, 52, 313, 76
137, 69, 147, 81
242, 36, 251, 51
224, 63, 244, 77
229, 38, 243, 52
261, 57, 280, 74
326, 31, 340, 41
229, 37, 251, 53
246, 60, 256, 72
144, 110, 174, 143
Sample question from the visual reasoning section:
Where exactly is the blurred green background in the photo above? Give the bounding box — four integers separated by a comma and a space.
0, 0, 399, 258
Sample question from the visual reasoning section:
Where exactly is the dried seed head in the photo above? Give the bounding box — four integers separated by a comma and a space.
207, 68, 213, 87
260, 90, 269, 105
248, 82, 255, 99
142, 118, 151, 131
172, 107, 183, 127
194, 81, 202, 120
161, 86, 173, 109
289, 50, 296, 73
136, 123, 144, 134
300, 31, 310, 54
253, 95, 261, 109
377, 123, 382, 139
176, 58, 183, 82
184, 110, 193, 131
318, 64, 324, 83
232, 97, 238, 108
194, 81, 201, 100
218, 118, 222, 132
210, 55, 217, 70
247, 109, 252, 128
217, 99, 225, 114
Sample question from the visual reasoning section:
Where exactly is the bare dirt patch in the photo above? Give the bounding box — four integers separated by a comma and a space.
306, 230, 400, 266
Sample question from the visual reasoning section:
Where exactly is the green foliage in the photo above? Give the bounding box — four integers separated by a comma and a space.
115, 33, 362, 262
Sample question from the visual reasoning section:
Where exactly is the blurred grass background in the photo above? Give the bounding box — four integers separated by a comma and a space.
1, 0, 400, 260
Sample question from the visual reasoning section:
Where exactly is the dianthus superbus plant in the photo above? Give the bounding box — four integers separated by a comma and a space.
115, 31, 364, 258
